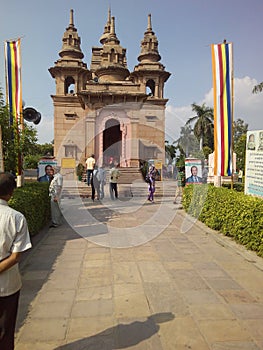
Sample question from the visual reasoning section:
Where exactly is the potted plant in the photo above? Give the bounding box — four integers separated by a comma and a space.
76, 163, 85, 181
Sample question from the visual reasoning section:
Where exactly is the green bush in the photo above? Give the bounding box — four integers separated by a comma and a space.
222, 182, 244, 192
183, 184, 263, 257
9, 182, 51, 235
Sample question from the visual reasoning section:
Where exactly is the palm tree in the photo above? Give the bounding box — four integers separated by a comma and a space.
252, 82, 263, 94
174, 125, 196, 157
186, 103, 214, 151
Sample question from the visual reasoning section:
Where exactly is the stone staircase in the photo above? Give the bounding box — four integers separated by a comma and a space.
62, 178, 176, 200
81, 167, 144, 184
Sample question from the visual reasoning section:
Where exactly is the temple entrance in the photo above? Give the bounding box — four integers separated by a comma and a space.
103, 118, 122, 166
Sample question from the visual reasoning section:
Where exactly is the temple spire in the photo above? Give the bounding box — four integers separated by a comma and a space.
110, 16, 115, 35
100, 7, 112, 44
69, 8, 74, 28
59, 8, 84, 60
137, 13, 161, 63
147, 14, 152, 32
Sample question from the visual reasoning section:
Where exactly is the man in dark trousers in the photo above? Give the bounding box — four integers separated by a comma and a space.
0, 172, 32, 349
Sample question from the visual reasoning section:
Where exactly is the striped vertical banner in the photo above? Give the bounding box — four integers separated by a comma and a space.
4, 38, 23, 126
211, 42, 233, 176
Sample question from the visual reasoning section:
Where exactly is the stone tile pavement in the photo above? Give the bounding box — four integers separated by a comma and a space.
15, 182, 263, 349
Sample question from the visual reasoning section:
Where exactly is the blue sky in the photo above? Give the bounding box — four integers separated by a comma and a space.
1, 0, 263, 143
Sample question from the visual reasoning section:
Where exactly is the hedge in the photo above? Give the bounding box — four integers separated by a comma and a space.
9, 182, 51, 235
182, 184, 263, 257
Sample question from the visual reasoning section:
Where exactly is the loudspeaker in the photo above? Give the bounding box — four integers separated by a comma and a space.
23, 107, 41, 125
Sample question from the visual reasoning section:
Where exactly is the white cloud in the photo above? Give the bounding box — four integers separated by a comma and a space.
165, 76, 263, 142
35, 76, 262, 145
165, 105, 192, 142
203, 76, 263, 131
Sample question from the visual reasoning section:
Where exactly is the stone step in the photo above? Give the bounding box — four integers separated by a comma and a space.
81, 167, 144, 184
62, 180, 176, 199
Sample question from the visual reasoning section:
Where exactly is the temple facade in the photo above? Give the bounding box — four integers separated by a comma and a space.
49, 9, 170, 175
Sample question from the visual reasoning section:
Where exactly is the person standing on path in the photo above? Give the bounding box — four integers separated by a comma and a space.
109, 163, 120, 200
173, 166, 185, 204
147, 165, 157, 203
98, 164, 106, 199
91, 165, 101, 201
49, 166, 63, 228
0, 172, 32, 350
85, 154, 95, 186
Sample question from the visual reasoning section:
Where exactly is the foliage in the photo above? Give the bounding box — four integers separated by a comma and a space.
23, 143, 54, 169
9, 182, 50, 235
186, 103, 214, 151
174, 125, 198, 157
183, 185, 263, 257
76, 163, 85, 177
202, 146, 213, 160
23, 155, 42, 169
234, 118, 248, 144
233, 119, 247, 172
222, 182, 244, 192
234, 134, 246, 172
34, 143, 54, 157
140, 161, 149, 179
0, 87, 38, 172
165, 140, 177, 163
252, 81, 263, 94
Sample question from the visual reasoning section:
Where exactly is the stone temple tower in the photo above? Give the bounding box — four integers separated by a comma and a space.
49, 9, 170, 178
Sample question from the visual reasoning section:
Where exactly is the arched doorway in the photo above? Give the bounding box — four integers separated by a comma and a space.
103, 118, 122, 165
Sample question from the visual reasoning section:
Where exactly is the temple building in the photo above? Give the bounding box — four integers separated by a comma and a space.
49, 9, 170, 177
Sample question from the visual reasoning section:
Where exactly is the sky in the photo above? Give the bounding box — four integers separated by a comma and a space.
1, 0, 263, 144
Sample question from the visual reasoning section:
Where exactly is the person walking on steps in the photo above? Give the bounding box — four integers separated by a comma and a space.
85, 154, 95, 186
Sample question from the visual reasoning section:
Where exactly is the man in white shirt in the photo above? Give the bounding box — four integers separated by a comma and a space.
85, 154, 95, 186
0, 172, 32, 349
49, 166, 63, 227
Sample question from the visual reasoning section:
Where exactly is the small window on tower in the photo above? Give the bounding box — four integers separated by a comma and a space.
65, 76, 75, 95
146, 79, 155, 96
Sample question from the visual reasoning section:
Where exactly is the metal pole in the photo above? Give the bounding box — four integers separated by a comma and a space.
0, 126, 4, 172
230, 42, 234, 190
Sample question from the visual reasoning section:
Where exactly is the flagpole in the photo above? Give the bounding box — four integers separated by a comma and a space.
0, 126, 4, 172
4, 38, 23, 186
231, 42, 234, 190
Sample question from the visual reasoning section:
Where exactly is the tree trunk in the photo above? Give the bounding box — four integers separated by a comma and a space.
199, 136, 203, 151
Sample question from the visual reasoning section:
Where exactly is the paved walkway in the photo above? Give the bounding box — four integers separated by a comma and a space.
15, 182, 263, 349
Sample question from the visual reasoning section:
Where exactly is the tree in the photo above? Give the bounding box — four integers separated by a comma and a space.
174, 125, 198, 157
252, 82, 263, 94
233, 118, 248, 172
233, 118, 248, 144
186, 103, 214, 151
235, 134, 246, 171
0, 87, 38, 172
165, 140, 176, 164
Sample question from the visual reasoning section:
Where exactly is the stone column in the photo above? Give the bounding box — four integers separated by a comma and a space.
85, 110, 96, 159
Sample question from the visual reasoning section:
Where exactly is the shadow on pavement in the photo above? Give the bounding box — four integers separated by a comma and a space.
54, 312, 175, 350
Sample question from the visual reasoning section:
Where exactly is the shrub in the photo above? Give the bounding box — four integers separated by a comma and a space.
183, 185, 263, 257
9, 182, 50, 235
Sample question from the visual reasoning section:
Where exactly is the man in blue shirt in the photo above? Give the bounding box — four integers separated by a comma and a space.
38, 165, 52, 182
186, 166, 202, 184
